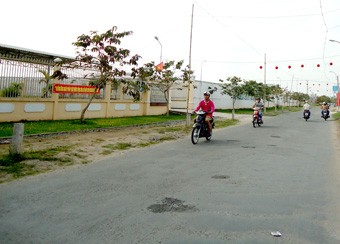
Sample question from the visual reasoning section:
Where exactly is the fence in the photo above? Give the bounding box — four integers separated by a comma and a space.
0, 44, 177, 122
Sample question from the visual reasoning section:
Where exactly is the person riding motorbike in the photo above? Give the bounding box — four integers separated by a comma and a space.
303, 100, 311, 118
320, 102, 329, 118
193, 91, 215, 135
252, 97, 264, 122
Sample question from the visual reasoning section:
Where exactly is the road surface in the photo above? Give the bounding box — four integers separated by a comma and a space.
1, 109, 339, 243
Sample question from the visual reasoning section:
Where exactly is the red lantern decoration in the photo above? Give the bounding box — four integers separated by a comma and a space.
317, 64, 320, 67
288, 65, 291, 69
259, 66, 263, 69
275, 66, 278, 69
301, 64, 304, 68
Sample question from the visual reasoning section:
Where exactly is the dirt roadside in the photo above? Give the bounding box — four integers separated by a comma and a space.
0, 115, 251, 183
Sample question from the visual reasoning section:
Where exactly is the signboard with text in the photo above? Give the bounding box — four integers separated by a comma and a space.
53, 84, 100, 94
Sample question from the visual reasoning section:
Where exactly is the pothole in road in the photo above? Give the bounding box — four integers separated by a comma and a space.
241, 145, 256, 149
147, 197, 198, 213
212, 175, 230, 179
270, 135, 281, 138
268, 144, 277, 147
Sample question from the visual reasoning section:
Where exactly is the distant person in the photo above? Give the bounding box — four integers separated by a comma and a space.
252, 97, 264, 122
303, 100, 311, 118
320, 102, 329, 117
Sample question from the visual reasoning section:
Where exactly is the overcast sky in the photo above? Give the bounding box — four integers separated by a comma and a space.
1, 0, 340, 96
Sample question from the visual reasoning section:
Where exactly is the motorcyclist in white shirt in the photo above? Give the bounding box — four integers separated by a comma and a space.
303, 100, 311, 118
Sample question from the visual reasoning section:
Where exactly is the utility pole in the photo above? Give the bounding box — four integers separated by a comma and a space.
263, 53, 266, 113
186, 3, 194, 127
306, 80, 309, 95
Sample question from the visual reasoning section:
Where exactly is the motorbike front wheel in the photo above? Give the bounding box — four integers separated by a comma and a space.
252, 117, 257, 128
191, 127, 200, 144
205, 130, 212, 141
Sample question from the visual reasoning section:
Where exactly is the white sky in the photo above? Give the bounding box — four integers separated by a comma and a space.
1, 0, 340, 96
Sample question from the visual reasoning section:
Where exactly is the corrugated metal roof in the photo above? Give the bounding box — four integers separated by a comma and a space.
0, 43, 75, 64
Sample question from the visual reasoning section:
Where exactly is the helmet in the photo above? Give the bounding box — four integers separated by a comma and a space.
203, 91, 210, 96
323, 102, 326, 105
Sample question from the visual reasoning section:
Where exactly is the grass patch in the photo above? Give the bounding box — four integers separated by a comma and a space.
100, 150, 112, 155
1, 163, 38, 178
332, 112, 340, 120
214, 119, 239, 128
159, 135, 177, 141
215, 108, 253, 115
137, 141, 158, 148
157, 126, 184, 134
0, 114, 185, 138
101, 142, 133, 154
0, 146, 72, 166
0, 145, 73, 179
216, 106, 301, 116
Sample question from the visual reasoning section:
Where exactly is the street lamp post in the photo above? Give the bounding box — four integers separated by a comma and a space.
199, 60, 206, 96
154, 36, 162, 63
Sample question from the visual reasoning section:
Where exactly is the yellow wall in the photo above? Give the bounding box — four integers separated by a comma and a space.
0, 98, 167, 122
0, 82, 192, 122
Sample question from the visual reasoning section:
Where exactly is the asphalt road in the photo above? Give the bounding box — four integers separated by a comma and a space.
1, 109, 339, 244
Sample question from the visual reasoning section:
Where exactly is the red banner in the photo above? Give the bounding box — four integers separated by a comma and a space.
337, 92, 340, 107
53, 84, 100, 94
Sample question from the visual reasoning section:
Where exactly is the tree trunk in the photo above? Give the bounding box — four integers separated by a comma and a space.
80, 91, 97, 123
164, 90, 169, 116
232, 98, 235, 120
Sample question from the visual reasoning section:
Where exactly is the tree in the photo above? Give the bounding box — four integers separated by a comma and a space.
243, 80, 262, 99
72, 26, 141, 122
267, 85, 284, 112
38, 70, 52, 98
316, 95, 331, 105
291, 92, 309, 106
39, 69, 68, 98
140, 60, 185, 116
219, 76, 244, 119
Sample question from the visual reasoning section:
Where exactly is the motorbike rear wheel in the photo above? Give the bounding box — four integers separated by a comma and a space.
191, 127, 200, 144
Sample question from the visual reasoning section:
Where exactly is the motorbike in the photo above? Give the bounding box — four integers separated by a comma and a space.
321, 110, 329, 120
303, 110, 310, 121
191, 110, 214, 144
252, 107, 263, 128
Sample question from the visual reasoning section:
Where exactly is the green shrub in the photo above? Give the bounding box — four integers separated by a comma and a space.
1, 83, 23, 97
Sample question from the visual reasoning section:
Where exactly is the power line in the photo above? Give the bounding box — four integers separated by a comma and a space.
194, 1, 263, 57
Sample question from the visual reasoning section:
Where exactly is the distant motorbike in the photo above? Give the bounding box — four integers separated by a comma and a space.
191, 110, 214, 144
252, 107, 263, 128
321, 110, 329, 121
303, 110, 310, 121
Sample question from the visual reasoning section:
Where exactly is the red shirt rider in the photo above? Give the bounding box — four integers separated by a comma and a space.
194, 91, 215, 119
